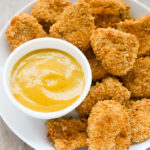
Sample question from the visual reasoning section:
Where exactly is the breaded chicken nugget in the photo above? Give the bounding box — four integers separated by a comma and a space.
87, 100, 131, 150
94, 12, 131, 28
80, 0, 129, 15
122, 57, 150, 98
80, 0, 131, 28
6, 13, 47, 50
91, 28, 139, 76
127, 99, 150, 143
46, 118, 87, 150
49, 1, 95, 52
117, 15, 150, 57
76, 77, 131, 117
31, 0, 71, 32
84, 48, 108, 81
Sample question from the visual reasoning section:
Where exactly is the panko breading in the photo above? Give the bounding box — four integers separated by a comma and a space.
84, 49, 108, 81
122, 57, 150, 98
79, 0, 129, 15
127, 99, 150, 143
6, 13, 47, 50
46, 118, 87, 150
94, 12, 131, 28
76, 77, 131, 117
91, 28, 139, 76
49, 1, 95, 52
80, 0, 131, 28
31, 0, 71, 33
117, 15, 150, 57
87, 100, 131, 150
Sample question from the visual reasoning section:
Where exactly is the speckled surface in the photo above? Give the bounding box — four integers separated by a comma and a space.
0, 0, 149, 150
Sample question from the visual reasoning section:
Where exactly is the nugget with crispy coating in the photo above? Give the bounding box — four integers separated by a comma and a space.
80, 0, 131, 28
94, 12, 131, 28
91, 28, 139, 76
80, 0, 129, 15
49, 1, 95, 51
87, 100, 131, 150
76, 77, 131, 117
6, 13, 47, 50
46, 118, 87, 150
128, 99, 150, 143
32, 0, 71, 32
117, 15, 150, 57
84, 48, 108, 81
122, 57, 150, 98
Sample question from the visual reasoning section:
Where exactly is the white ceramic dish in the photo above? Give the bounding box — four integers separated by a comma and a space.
0, 0, 150, 150
3, 38, 92, 119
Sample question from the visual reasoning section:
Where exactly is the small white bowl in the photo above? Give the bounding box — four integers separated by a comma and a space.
3, 38, 92, 119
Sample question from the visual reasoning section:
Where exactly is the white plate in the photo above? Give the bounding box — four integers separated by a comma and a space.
0, 0, 150, 150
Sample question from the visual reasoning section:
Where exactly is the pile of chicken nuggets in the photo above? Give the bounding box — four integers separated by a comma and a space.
6, 0, 150, 149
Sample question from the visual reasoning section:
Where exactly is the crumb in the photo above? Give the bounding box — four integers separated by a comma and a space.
122, 57, 150, 98
46, 118, 87, 150
127, 99, 150, 143
117, 15, 150, 57
76, 77, 131, 117
31, 0, 71, 33
91, 28, 139, 76
6, 13, 47, 50
49, 1, 95, 52
87, 100, 131, 150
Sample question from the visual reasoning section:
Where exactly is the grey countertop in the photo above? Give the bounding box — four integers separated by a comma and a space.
0, 0, 149, 150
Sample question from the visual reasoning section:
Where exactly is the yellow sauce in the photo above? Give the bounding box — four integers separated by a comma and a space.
10, 49, 85, 112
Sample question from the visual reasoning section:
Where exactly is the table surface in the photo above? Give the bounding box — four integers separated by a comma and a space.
0, 0, 149, 150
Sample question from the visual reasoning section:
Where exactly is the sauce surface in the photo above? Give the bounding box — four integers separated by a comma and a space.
10, 49, 85, 112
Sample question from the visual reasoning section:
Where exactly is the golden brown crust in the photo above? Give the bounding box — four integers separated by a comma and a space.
87, 100, 131, 150
80, 0, 131, 28
46, 118, 87, 150
6, 13, 47, 50
49, 1, 95, 51
127, 99, 150, 143
84, 49, 108, 81
91, 28, 139, 76
76, 77, 131, 117
117, 15, 150, 57
122, 57, 150, 98
79, 0, 130, 15
31, 0, 71, 32
94, 10, 131, 28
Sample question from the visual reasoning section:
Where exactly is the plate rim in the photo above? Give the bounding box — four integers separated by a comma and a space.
0, 0, 150, 150
0, 1, 41, 150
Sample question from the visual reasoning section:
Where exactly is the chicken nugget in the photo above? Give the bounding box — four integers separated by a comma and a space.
46, 118, 87, 150
91, 28, 139, 76
87, 100, 131, 150
127, 99, 150, 143
76, 77, 131, 117
49, 1, 95, 52
6, 13, 47, 50
117, 15, 150, 57
122, 57, 150, 98
31, 0, 71, 33
80, 0, 129, 15
84, 48, 108, 81
94, 13, 131, 28
79, 0, 131, 28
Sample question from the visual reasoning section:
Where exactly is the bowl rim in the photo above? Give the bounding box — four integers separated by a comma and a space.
3, 37, 92, 119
